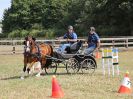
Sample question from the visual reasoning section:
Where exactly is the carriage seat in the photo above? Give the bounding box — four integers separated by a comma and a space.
65, 40, 83, 54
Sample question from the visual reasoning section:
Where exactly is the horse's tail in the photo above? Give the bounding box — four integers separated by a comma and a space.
49, 45, 54, 57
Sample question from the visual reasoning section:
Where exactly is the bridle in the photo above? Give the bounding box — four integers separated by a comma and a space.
24, 39, 41, 60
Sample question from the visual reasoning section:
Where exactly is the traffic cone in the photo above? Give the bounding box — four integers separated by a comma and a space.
118, 71, 132, 94
95, 51, 101, 59
51, 75, 64, 98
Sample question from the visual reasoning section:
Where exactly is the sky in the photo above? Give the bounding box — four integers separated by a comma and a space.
0, 0, 11, 20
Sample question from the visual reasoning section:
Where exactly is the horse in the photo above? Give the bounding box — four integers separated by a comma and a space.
21, 36, 53, 78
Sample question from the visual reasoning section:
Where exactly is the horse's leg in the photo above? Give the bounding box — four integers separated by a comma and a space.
23, 57, 27, 72
21, 55, 30, 79
21, 60, 27, 79
23, 65, 26, 72
27, 61, 35, 74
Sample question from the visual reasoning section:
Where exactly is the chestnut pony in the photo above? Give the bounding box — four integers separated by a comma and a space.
22, 36, 53, 77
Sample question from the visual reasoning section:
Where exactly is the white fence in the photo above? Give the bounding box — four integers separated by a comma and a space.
0, 37, 133, 54
0, 37, 133, 47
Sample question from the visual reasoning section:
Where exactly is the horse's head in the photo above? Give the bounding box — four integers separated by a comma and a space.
24, 36, 36, 53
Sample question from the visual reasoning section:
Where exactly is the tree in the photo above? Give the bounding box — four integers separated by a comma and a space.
42, 0, 71, 28
2, 0, 133, 37
94, 0, 133, 36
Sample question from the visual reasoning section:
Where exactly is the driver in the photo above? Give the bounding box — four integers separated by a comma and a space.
56, 25, 78, 53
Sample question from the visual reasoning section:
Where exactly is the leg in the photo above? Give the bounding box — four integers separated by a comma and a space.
84, 47, 95, 55
23, 55, 28, 72
23, 65, 26, 72
21, 64, 27, 79
27, 61, 35, 74
21, 56, 28, 79
57, 44, 70, 53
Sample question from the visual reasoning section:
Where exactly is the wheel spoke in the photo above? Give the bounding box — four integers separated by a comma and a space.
66, 58, 79, 74
45, 61, 57, 74
81, 59, 96, 74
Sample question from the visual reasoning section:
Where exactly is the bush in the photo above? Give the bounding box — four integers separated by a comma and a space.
21, 30, 29, 37
29, 29, 40, 37
37, 31, 45, 37
6, 28, 65, 38
43, 29, 55, 39
0, 33, 6, 38
8, 29, 21, 38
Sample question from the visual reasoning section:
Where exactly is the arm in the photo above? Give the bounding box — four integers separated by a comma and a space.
56, 36, 63, 39
95, 34, 100, 51
96, 40, 100, 50
67, 39, 77, 42
87, 34, 90, 46
73, 33, 77, 39
67, 32, 77, 42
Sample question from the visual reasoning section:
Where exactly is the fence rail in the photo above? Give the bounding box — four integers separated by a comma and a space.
0, 37, 133, 47
0, 37, 133, 54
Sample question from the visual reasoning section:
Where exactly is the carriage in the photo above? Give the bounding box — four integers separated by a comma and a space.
44, 40, 97, 75
23, 37, 97, 77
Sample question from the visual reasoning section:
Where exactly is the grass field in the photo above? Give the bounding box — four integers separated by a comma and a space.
0, 50, 133, 99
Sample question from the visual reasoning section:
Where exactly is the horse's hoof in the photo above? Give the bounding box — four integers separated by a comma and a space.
28, 71, 31, 74
23, 67, 26, 72
20, 76, 24, 80
36, 73, 40, 77
27, 68, 30, 74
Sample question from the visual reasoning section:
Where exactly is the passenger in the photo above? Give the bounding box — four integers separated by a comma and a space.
84, 27, 100, 55
56, 25, 77, 53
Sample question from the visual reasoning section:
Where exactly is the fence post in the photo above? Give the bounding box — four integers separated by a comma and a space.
12, 46, 15, 54
12, 39, 15, 54
125, 39, 128, 48
112, 40, 115, 48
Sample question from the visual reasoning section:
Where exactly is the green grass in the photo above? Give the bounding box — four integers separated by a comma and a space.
0, 51, 133, 99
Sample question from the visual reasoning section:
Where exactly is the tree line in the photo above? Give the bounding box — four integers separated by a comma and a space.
1, 0, 133, 38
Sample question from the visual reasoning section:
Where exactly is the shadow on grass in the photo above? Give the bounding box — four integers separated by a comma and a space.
44, 72, 92, 77
0, 72, 95, 80
0, 75, 30, 80
0, 73, 67, 80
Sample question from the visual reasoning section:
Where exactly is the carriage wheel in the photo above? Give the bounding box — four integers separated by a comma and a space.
45, 61, 57, 74
66, 58, 80, 74
80, 58, 96, 74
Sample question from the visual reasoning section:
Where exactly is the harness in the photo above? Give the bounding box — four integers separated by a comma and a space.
33, 43, 41, 61
24, 42, 41, 61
